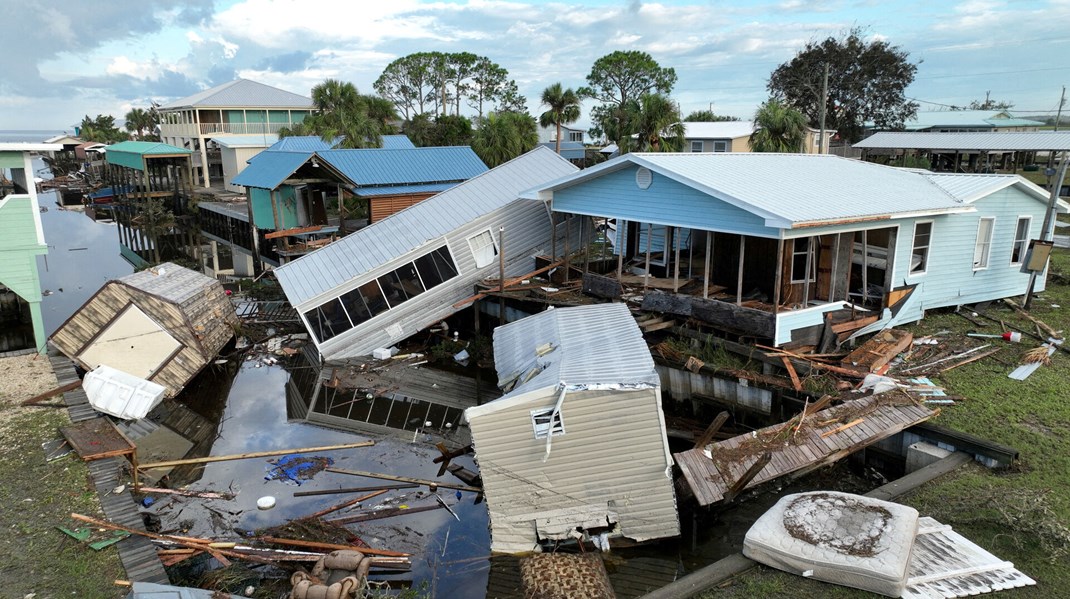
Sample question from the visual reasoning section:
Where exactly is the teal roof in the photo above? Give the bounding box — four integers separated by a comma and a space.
231, 151, 314, 189
106, 141, 191, 171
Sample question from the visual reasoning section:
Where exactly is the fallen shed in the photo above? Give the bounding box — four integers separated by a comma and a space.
51, 263, 238, 397
465, 303, 680, 554
273, 146, 580, 362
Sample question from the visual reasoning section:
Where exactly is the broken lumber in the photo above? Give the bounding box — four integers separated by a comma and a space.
325, 467, 481, 493
820, 418, 865, 438
694, 411, 730, 450
722, 452, 772, 503
901, 344, 993, 373
937, 347, 1002, 373
296, 490, 387, 520
293, 484, 416, 498
264, 224, 326, 239
452, 259, 567, 308
327, 503, 445, 525
139, 441, 375, 470
20, 380, 82, 406
780, 356, 803, 392
257, 536, 411, 558
1003, 298, 1061, 338
756, 345, 868, 379
137, 487, 234, 500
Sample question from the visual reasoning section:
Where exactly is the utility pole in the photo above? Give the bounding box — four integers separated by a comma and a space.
1055, 86, 1066, 132
818, 63, 829, 154
1024, 151, 1069, 309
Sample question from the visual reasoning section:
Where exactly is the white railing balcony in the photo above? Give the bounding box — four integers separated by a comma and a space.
198, 122, 294, 136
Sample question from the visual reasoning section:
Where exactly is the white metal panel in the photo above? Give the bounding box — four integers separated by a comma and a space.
855, 131, 1070, 151
83, 364, 167, 420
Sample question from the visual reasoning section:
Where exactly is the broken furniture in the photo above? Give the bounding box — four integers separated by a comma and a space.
743, 491, 1035, 598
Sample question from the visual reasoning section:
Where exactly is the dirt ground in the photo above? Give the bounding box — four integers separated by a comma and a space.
0, 353, 125, 598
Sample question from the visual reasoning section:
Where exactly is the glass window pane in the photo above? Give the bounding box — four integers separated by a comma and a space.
415, 252, 446, 288
359, 280, 389, 316
378, 270, 410, 307
339, 287, 372, 327
304, 298, 349, 343
394, 262, 424, 298
432, 246, 459, 280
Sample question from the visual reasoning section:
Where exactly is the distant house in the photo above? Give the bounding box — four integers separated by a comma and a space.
683, 121, 835, 154
538, 124, 587, 145
51, 263, 238, 397
42, 134, 83, 156
854, 131, 1070, 173
465, 303, 679, 554
0, 142, 62, 353
272, 146, 578, 362
529, 152, 1068, 348
157, 79, 314, 188
211, 134, 279, 193
895, 110, 1045, 133
537, 141, 585, 163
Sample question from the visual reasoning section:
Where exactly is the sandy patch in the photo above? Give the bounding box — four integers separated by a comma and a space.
0, 354, 63, 451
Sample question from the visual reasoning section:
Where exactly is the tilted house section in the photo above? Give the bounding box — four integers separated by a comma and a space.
273, 146, 579, 362
51, 264, 238, 397
465, 303, 679, 554
531, 153, 1068, 348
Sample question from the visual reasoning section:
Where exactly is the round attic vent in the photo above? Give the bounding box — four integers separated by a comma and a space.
636, 167, 653, 189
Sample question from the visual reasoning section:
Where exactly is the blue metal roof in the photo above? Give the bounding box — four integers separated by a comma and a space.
354, 182, 457, 197
266, 136, 337, 152
537, 141, 585, 161
381, 134, 416, 150
319, 146, 487, 186
231, 151, 313, 189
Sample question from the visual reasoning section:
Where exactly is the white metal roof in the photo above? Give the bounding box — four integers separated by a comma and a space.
158, 79, 313, 110
274, 146, 578, 307
119, 263, 220, 304
921, 172, 1051, 204
532, 153, 995, 228
855, 131, 1070, 151
682, 120, 755, 139
467, 303, 659, 418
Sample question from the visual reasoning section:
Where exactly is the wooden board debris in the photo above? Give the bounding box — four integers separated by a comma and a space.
841, 329, 913, 373
60, 417, 136, 461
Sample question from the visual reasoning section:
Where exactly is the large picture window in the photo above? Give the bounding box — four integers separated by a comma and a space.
911, 221, 932, 274
468, 229, 498, 268
302, 244, 459, 345
973, 217, 995, 270
1011, 216, 1031, 264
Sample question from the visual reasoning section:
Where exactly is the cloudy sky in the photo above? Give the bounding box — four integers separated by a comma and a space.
3, 0, 1069, 132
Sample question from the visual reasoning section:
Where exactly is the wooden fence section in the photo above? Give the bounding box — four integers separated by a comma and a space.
674, 395, 937, 507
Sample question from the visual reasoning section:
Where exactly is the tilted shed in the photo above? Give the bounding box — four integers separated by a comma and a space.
51, 264, 238, 397
465, 303, 680, 554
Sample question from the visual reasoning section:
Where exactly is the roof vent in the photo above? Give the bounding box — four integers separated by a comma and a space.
636, 167, 653, 189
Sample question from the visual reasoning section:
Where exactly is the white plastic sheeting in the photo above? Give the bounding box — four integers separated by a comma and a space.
83, 364, 167, 420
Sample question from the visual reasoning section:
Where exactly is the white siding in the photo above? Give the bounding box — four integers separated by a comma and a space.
468, 387, 679, 554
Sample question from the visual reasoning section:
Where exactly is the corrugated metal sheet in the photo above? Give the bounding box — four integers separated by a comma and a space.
903, 516, 1035, 598
159, 79, 312, 109
381, 134, 416, 150
538, 153, 972, 227
274, 146, 576, 307
899, 110, 1044, 130
682, 120, 755, 139
855, 131, 1070, 150
120, 262, 220, 304
486, 303, 659, 402
211, 134, 278, 148
106, 141, 190, 172
231, 150, 312, 189
318, 146, 487, 186
922, 173, 1049, 203
354, 182, 456, 198
266, 136, 337, 152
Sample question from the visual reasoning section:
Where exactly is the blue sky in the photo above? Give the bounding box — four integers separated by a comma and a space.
3, 0, 1068, 132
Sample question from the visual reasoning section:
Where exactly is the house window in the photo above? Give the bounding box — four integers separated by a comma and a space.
1011, 216, 1031, 264
531, 407, 565, 439
713, 141, 728, 152
973, 217, 995, 270
691, 141, 703, 153
911, 221, 932, 274
790, 237, 816, 283
569, 131, 584, 142
303, 298, 350, 344
468, 229, 498, 268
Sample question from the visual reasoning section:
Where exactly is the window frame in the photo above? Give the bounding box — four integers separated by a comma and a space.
910, 220, 933, 275
789, 237, 816, 284
690, 140, 703, 153
530, 407, 565, 439
713, 140, 728, 152
1010, 216, 1031, 265
468, 228, 498, 269
973, 217, 996, 271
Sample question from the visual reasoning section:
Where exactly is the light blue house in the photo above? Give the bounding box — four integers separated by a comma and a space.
0, 142, 61, 353
529, 153, 1067, 347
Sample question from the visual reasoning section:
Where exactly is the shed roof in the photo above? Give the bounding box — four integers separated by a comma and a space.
854, 131, 1070, 151
467, 303, 659, 418
274, 146, 577, 307
682, 120, 755, 139
537, 142, 585, 161
159, 79, 313, 110
211, 134, 279, 148
231, 151, 314, 189
119, 263, 221, 304
318, 146, 487, 186
529, 153, 1053, 228
106, 141, 191, 171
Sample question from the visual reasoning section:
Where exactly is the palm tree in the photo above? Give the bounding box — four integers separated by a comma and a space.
472, 112, 538, 167
538, 83, 581, 154
124, 108, 153, 139
302, 79, 398, 148
633, 93, 685, 152
750, 99, 808, 153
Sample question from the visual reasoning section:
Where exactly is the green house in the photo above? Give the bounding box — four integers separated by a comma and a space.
0, 143, 61, 353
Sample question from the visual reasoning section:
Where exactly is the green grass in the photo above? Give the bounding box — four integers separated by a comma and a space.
0, 407, 125, 598
703, 249, 1070, 598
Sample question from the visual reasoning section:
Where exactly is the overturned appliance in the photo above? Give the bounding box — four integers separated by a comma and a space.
465, 303, 679, 554
82, 364, 167, 420
51, 263, 238, 397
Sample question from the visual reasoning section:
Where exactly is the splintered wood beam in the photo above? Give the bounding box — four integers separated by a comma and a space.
722, 452, 771, 503
257, 536, 411, 558
694, 411, 730, 450
265, 225, 327, 239
821, 418, 865, 438
21, 380, 82, 406
294, 489, 387, 520
452, 259, 567, 308
139, 441, 374, 470
781, 356, 803, 392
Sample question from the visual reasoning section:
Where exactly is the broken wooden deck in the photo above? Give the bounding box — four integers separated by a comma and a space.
674, 395, 937, 507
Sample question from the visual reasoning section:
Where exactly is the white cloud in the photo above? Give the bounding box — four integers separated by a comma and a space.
105, 56, 158, 79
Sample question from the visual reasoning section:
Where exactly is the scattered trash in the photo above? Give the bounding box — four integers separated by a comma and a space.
41, 438, 72, 462
265, 455, 335, 486
372, 348, 392, 360
967, 331, 1022, 343
257, 496, 277, 510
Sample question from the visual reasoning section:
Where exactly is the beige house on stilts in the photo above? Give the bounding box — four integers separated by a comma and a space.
465, 303, 679, 554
